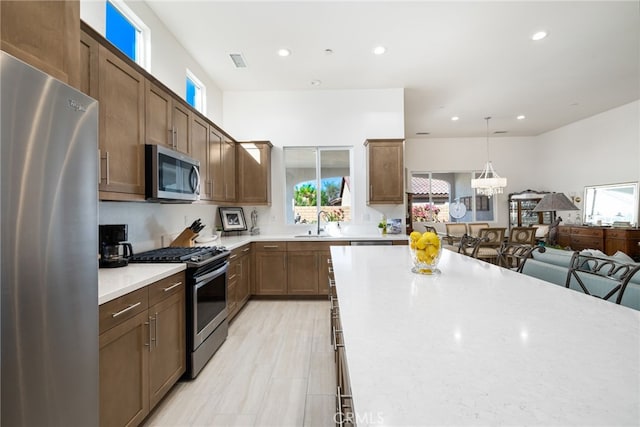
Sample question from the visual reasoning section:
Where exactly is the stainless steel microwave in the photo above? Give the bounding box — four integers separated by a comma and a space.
145, 144, 200, 202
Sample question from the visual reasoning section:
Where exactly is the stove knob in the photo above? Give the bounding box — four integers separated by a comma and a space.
190, 255, 200, 262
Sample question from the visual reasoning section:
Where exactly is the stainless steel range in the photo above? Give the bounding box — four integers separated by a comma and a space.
129, 246, 230, 378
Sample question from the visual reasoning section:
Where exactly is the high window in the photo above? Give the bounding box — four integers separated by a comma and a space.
409, 172, 496, 223
105, 0, 149, 69
284, 147, 352, 225
186, 70, 206, 113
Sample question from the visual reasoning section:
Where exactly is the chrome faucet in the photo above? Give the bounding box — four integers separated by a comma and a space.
317, 210, 328, 236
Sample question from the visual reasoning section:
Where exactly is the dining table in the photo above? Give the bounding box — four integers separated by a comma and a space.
329, 245, 640, 426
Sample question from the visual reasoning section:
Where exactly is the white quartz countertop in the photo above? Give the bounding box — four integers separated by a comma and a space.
98, 233, 405, 305
330, 245, 640, 426
98, 263, 186, 305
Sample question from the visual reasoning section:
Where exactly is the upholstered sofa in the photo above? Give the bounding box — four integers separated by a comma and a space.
521, 247, 640, 311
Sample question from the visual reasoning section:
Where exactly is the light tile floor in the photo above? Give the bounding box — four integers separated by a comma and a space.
143, 300, 335, 427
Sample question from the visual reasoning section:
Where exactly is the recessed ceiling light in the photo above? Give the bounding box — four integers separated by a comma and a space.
310, 80, 322, 86
451, 116, 459, 121
277, 48, 291, 57
531, 31, 548, 41
517, 115, 526, 120
373, 46, 386, 55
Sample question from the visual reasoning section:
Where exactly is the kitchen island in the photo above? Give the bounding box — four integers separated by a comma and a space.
330, 245, 640, 426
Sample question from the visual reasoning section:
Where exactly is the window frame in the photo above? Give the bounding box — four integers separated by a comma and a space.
410, 170, 499, 223
105, 0, 150, 70
185, 69, 207, 114
284, 146, 354, 225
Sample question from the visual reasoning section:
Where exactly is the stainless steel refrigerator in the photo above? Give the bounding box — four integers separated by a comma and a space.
1, 51, 99, 426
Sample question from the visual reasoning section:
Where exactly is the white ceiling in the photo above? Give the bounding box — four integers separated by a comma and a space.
145, 1, 640, 138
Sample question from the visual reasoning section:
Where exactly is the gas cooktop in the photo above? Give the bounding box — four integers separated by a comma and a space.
129, 246, 229, 266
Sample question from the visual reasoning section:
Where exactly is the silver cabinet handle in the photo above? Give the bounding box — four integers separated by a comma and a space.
145, 320, 150, 347
163, 281, 182, 292
228, 274, 237, 280
229, 254, 238, 259
105, 151, 110, 185
242, 247, 250, 252
111, 301, 141, 318
149, 315, 156, 349
154, 312, 159, 348
263, 245, 279, 249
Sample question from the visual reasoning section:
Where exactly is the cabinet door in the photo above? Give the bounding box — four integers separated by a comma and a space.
98, 46, 145, 198
254, 252, 287, 295
148, 291, 185, 409
145, 81, 173, 148
288, 251, 319, 295
0, 0, 80, 87
79, 30, 98, 97
210, 129, 224, 201
172, 101, 191, 154
366, 139, 404, 204
99, 311, 149, 427
318, 251, 333, 296
237, 250, 251, 307
223, 139, 236, 201
237, 142, 272, 205
190, 116, 210, 200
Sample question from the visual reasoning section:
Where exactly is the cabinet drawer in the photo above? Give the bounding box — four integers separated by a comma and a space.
571, 236, 603, 249
148, 272, 185, 307
229, 244, 251, 261
571, 227, 603, 238
287, 240, 347, 252
99, 287, 149, 334
253, 241, 286, 252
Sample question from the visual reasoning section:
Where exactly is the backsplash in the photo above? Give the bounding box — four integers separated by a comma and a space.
99, 202, 218, 252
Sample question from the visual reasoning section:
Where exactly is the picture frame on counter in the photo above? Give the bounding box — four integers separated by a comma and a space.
219, 207, 247, 232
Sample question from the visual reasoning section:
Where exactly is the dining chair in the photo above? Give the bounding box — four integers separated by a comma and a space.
566, 253, 640, 304
443, 223, 468, 251
508, 227, 537, 245
467, 223, 489, 237
475, 227, 507, 264
457, 234, 487, 257
498, 243, 545, 272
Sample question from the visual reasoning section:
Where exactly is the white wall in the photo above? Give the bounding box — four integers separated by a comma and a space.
80, 0, 224, 123
222, 88, 405, 234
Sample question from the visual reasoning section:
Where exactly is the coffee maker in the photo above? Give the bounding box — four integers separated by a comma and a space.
99, 224, 133, 268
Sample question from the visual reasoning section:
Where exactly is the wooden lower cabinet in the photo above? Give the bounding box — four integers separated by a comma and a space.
288, 251, 320, 294
253, 242, 287, 295
228, 244, 251, 320
99, 272, 185, 427
253, 241, 349, 296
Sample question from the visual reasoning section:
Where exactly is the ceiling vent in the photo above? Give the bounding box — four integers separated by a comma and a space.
229, 53, 247, 68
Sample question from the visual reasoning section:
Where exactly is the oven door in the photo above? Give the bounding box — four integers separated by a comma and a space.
191, 261, 228, 350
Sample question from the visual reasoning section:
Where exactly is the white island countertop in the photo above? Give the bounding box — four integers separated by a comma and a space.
330, 245, 640, 426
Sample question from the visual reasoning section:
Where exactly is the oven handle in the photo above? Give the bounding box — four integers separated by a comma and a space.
194, 261, 229, 288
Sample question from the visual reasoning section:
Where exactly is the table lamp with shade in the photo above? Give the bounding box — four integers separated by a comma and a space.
532, 192, 580, 245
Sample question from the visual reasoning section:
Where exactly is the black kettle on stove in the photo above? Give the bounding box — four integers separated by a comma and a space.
99, 224, 134, 268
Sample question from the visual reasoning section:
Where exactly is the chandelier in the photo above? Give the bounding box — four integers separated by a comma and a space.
471, 116, 507, 197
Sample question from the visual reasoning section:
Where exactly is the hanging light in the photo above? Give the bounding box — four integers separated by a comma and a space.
471, 116, 507, 197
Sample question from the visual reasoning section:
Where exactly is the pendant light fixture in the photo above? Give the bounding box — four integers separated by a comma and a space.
471, 116, 507, 197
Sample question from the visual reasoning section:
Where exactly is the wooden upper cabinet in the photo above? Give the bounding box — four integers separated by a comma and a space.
98, 45, 145, 199
173, 101, 191, 154
365, 139, 405, 204
210, 128, 224, 201
145, 81, 173, 148
145, 81, 191, 154
237, 141, 272, 205
1, 0, 81, 88
79, 31, 98, 97
223, 138, 236, 201
190, 115, 210, 200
